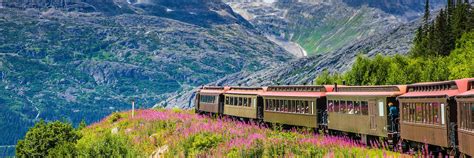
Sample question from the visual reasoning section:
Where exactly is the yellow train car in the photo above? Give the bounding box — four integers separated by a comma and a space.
195, 86, 229, 114
326, 85, 406, 140
223, 87, 264, 119
261, 85, 333, 128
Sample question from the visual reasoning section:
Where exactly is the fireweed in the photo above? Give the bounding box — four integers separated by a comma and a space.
80, 109, 407, 157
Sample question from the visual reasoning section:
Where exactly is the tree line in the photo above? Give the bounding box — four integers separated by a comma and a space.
315, 0, 474, 86
412, 0, 474, 57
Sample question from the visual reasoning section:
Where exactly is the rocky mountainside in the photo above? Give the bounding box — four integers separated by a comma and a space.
0, 0, 292, 146
169, 0, 446, 108
224, 0, 445, 56
170, 13, 421, 109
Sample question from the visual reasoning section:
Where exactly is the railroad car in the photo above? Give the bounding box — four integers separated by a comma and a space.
260, 85, 333, 128
398, 79, 471, 154
456, 79, 474, 157
195, 86, 229, 115
223, 87, 265, 120
325, 85, 407, 144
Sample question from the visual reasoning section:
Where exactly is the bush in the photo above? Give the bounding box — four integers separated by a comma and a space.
47, 142, 78, 158
181, 132, 223, 156
16, 120, 81, 157
76, 132, 138, 157
109, 112, 122, 123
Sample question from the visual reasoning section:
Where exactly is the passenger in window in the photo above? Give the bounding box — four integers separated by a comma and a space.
328, 101, 334, 112
354, 101, 360, 114
340, 101, 346, 113
347, 101, 354, 114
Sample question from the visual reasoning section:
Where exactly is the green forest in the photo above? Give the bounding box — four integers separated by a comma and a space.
315, 0, 474, 85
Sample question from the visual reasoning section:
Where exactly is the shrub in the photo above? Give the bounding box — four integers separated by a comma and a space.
181, 132, 223, 156
76, 132, 138, 157
16, 120, 81, 157
109, 112, 122, 123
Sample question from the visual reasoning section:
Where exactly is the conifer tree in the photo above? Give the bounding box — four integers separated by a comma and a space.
424, 0, 431, 25
434, 9, 451, 56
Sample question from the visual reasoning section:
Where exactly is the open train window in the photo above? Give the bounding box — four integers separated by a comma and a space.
328, 100, 334, 112
361, 101, 368, 115
347, 101, 354, 114
402, 103, 408, 121
470, 102, 474, 130
334, 100, 340, 113
354, 101, 360, 114
340, 100, 346, 113
415, 103, 423, 123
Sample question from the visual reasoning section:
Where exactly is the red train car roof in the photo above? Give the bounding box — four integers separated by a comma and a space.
326, 85, 407, 97
456, 79, 474, 98
198, 86, 230, 95
224, 87, 265, 95
399, 78, 473, 98
261, 85, 333, 98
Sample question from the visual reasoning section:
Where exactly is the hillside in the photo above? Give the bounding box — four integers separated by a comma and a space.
168, 10, 422, 109
16, 109, 405, 157
225, 0, 445, 56
0, 0, 292, 146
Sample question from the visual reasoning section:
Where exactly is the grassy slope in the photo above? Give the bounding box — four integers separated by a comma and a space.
292, 8, 371, 55
80, 109, 406, 157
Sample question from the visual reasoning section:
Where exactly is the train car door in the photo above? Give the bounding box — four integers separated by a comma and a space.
369, 99, 377, 130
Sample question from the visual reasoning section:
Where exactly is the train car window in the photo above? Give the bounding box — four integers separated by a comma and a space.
470, 102, 474, 130
340, 100, 346, 113
354, 101, 360, 114
402, 103, 408, 121
273, 100, 278, 111
462, 102, 468, 129
295, 100, 300, 113
200, 95, 215, 104
432, 103, 439, 124
416, 103, 423, 123
334, 100, 340, 113
441, 103, 446, 125
306, 102, 312, 114
225, 97, 229, 105
347, 101, 354, 114
250, 98, 254, 107
424, 103, 427, 123
361, 101, 369, 115
427, 103, 432, 124
328, 100, 334, 112
291, 100, 297, 113
378, 100, 384, 117
243, 98, 247, 107
238, 97, 243, 106
290, 100, 299, 113
267, 100, 270, 111
264, 99, 268, 110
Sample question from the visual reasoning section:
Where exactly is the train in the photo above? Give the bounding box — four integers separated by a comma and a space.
194, 78, 474, 157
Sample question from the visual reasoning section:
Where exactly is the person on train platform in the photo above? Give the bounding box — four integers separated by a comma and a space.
388, 102, 399, 132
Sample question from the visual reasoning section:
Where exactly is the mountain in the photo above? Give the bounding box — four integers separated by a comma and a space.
167, 0, 447, 108
224, 0, 445, 56
169, 15, 420, 109
0, 0, 292, 147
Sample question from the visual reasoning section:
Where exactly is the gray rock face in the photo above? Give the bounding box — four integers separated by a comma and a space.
0, 1, 292, 146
